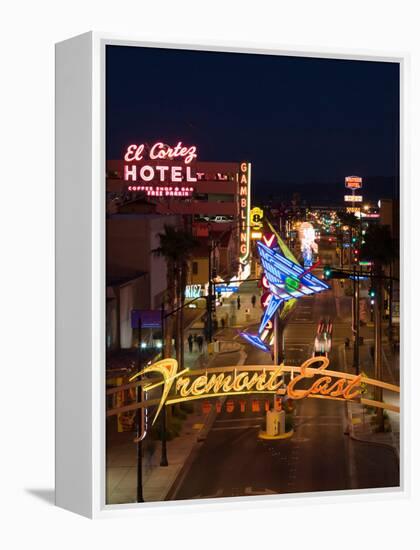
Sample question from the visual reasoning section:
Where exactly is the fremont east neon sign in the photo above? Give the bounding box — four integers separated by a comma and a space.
118, 356, 400, 425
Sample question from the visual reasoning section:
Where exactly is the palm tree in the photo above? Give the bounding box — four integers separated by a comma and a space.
175, 231, 199, 372
153, 225, 198, 363
361, 224, 397, 431
152, 224, 180, 358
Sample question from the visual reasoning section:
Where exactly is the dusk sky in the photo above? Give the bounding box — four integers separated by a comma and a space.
106, 45, 399, 201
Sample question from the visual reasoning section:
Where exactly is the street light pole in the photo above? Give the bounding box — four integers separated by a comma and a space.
207, 242, 213, 343
136, 317, 144, 502
352, 266, 360, 375
374, 279, 384, 430
160, 302, 168, 467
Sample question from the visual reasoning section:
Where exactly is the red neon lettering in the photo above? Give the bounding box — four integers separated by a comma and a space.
155, 165, 169, 181
124, 144, 145, 162
186, 166, 197, 182
171, 166, 182, 182
240, 162, 247, 172
139, 166, 154, 181
149, 141, 197, 164
263, 234, 276, 248
240, 186, 247, 196
240, 244, 247, 254
124, 165, 137, 181
241, 198, 247, 208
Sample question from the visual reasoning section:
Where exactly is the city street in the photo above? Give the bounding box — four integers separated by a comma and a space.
170, 246, 400, 501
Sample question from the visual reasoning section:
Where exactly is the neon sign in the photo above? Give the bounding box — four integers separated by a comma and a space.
185, 284, 202, 298
121, 356, 400, 425
124, 142, 197, 164
123, 141, 198, 192
344, 195, 363, 202
345, 175, 363, 189
250, 207, 264, 229
239, 162, 251, 264
239, 241, 329, 351
298, 222, 318, 268
127, 185, 194, 197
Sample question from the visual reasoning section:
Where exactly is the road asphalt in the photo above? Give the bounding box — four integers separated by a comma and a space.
171, 249, 400, 501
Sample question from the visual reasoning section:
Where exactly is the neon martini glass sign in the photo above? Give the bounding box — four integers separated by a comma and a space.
240, 240, 329, 352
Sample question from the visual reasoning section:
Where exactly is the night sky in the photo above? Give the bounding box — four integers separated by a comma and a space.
106, 45, 399, 202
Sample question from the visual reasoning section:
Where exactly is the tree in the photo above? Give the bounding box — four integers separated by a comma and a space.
152, 225, 198, 363
174, 230, 199, 373
152, 224, 180, 358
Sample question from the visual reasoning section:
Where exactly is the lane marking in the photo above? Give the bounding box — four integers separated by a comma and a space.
215, 417, 264, 423
212, 425, 261, 431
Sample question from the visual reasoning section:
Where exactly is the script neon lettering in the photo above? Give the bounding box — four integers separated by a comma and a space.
149, 141, 197, 164
287, 357, 362, 400
123, 357, 399, 424
124, 144, 145, 162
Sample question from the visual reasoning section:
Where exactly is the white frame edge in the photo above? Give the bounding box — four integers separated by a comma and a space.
55, 32, 410, 519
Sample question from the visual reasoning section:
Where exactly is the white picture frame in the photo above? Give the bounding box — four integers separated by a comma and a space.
55, 32, 409, 518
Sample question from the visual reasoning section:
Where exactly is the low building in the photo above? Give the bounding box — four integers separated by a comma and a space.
106, 213, 182, 350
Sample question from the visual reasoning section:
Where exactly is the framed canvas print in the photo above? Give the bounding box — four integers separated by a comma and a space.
55, 33, 407, 518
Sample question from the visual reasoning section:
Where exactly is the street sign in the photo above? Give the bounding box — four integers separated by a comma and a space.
131, 310, 161, 329
215, 284, 239, 293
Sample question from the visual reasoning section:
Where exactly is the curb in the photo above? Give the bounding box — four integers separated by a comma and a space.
345, 402, 399, 462
164, 346, 248, 500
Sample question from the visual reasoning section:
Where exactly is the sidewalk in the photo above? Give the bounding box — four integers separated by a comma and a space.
106, 344, 247, 504
340, 341, 400, 459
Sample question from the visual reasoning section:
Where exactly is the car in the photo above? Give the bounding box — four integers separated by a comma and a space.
313, 318, 333, 357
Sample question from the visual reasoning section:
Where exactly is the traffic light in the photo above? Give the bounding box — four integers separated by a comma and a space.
351, 236, 357, 244
324, 265, 332, 279
369, 288, 376, 298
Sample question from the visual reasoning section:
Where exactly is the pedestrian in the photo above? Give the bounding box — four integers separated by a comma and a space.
221, 316, 225, 329
237, 295, 241, 310
187, 334, 193, 353
197, 335, 203, 352
193, 334, 198, 351
251, 294, 256, 308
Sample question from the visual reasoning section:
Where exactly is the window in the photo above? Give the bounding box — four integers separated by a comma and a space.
192, 261, 198, 275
